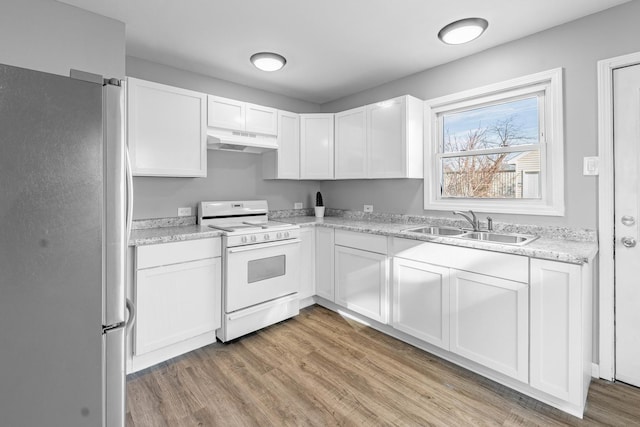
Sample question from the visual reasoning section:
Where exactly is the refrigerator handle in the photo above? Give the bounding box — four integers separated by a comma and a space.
125, 298, 136, 336
125, 147, 134, 240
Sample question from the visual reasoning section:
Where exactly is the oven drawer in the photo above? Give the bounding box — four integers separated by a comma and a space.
226, 239, 301, 312
137, 238, 221, 269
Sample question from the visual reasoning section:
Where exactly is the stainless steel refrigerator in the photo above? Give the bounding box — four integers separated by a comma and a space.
0, 63, 132, 427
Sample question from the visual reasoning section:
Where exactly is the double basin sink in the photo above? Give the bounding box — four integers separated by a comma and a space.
403, 226, 538, 246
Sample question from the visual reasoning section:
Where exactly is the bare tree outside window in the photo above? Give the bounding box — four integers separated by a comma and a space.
439, 97, 541, 199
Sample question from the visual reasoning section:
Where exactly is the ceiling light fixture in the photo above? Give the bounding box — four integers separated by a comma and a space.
250, 52, 287, 72
438, 18, 488, 45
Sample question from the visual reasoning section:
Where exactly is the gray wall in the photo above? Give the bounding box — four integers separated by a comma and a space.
319, 0, 640, 229
1, 0, 125, 78
127, 57, 322, 219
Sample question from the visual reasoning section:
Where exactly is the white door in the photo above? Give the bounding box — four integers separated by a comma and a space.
449, 270, 529, 382
300, 114, 334, 179
207, 95, 245, 131
367, 97, 404, 178
334, 245, 388, 323
245, 103, 278, 135
276, 110, 300, 179
614, 64, 640, 387
392, 258, 450, 350
127, 77, 207, 177
335, 106, 367, 179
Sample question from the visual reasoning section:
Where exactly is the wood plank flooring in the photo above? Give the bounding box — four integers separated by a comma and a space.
126, 305, 640, 426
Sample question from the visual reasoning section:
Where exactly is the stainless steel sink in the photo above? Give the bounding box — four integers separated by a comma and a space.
404, 226, 466, 236
459, 231, 539, 245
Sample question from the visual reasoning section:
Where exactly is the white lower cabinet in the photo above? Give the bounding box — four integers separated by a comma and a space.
129, 238, 222, 373
449, 269, 529, 383
315, 227, 335, 301
392, 258, 449, 350
334, 245, 389, 323
298, 227, 316, 303
530, 259, 592, 409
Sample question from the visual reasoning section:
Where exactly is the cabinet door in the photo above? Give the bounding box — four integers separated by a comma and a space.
127, 78, 207, 177
246, 103, 278, 135
335, 246, 389, 323
450, 269, 528, 382
367, 97, 405, 178
134, 257, 221, 356
263, 110, 300, 179
207, 95, 245, 131
530, 259, 585, 404
298, 228, 316, 300
315, 227, 335, 301
392, 258, 449, 350
335, 106, 367, 179
300, 114, 334, 179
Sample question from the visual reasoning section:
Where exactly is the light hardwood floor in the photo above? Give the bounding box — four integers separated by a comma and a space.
127, 305, 640, 426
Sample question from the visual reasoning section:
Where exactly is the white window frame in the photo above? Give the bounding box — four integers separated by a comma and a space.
424, 68, 564, 216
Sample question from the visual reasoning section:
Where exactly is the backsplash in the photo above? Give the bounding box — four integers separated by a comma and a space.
132, 216, 196, 230
133, 208, 597, 243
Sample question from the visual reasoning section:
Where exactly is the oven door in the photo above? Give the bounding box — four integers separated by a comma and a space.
225, 238, 301, 312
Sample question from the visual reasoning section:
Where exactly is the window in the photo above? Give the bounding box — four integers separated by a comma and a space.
424, 68, 564, 216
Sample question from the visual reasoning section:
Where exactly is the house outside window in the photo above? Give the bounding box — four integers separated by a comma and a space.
424, 68, 564, 216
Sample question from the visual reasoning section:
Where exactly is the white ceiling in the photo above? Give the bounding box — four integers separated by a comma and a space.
57, 0, 629, 104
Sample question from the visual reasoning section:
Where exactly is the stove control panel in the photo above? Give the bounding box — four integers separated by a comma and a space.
226, 227, 300, 247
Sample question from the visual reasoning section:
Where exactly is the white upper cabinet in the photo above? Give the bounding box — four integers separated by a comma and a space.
263, 110, 300, 179
334, 106, 367, 179
367, 95, 423, 178
333, 95, 423, 179
300, 113, 334, 180
246, 103, 279, 135
207, 95, 244, 131
127, 77, 207, 177
207, 95, 277, 135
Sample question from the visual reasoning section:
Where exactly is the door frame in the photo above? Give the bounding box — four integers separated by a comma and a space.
597, 51, 640, 381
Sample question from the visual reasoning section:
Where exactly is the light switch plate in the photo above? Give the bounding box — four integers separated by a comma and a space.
177, 207, 192, 217
294, 202, 303, 209
583, 156, 599, 176
364, 205, 373, 213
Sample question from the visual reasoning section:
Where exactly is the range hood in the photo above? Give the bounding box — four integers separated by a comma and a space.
207, 128, 278, 154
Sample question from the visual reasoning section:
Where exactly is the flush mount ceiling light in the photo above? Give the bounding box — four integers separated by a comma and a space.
250, 52, 287, 72
438, 18, 488, 45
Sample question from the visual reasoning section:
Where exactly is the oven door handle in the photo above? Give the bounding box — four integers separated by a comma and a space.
228, 238, 301, 253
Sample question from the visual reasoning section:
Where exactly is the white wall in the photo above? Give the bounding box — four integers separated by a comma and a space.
1, 0, 125, 78
126, 57, 322, 219
319, 0, 640, 230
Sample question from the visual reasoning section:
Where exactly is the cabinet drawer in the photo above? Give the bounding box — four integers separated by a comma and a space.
335, 229, 387, 254
391, 238, 528, 283
137, 238, 221, 269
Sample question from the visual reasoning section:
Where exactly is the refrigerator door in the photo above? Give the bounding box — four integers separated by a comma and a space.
0, 63, 121, 427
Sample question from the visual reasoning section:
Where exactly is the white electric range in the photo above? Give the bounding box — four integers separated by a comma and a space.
198, 200, 301, 341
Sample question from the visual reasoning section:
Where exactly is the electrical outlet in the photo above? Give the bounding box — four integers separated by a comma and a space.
177, 207, 192, 217
364, 205, 373, 213
294, 202, 303, 209
583, 156, 599, 176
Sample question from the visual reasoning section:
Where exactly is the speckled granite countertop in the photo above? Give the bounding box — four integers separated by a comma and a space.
129, 225, 222, 246
129, 215, 598, 265
279, 216, 598, 265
